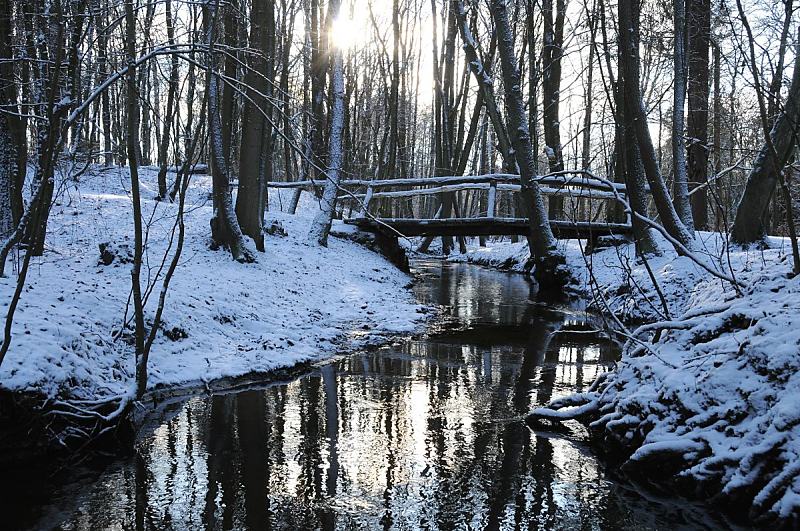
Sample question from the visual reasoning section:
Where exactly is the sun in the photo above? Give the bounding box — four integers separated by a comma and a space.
330, 16, 361, 50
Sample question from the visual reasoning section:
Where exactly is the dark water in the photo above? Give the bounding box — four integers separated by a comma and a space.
6, 260, 725, 530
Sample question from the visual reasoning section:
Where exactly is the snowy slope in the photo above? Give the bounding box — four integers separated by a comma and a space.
0, 167, 425, 401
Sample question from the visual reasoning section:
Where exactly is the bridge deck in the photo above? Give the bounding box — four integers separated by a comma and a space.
345, 217, 632, 239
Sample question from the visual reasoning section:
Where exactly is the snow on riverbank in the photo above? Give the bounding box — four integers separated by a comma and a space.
0, 166, 425, 402
453, 235, 800, 524
451, 232, 796, 321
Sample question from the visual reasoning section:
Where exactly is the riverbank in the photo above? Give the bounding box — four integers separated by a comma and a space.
0, 167, 426, 426
6, 257, 731, 530
452, 234, 800, 525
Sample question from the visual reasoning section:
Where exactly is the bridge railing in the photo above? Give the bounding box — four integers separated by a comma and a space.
267, 172, 631, 225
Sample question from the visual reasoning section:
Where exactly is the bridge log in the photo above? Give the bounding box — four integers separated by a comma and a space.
487, 180, 497, 218
267, 172, 632, 193
346, 217, 632, 244
339, 183, 621, 202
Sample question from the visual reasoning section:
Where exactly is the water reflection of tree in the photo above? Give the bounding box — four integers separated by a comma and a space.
238, 390, 271, 529
298, 372, 324, 527
484, 314, 560, 529
202, 394, 237, 530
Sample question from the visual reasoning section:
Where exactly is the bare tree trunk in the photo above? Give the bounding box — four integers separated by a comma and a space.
712, 39, 723, 231
490, 0, 565, 284
579, 0, 597, 219
672, 0, 693, 229
387, 0, 401, 179
619, 0, 694, 249
687, 0, 711, 230
528, 1, 539, 172
221, 0, 238, 168
124, 0, 147, 398
308, 0, 344, 246
235, 0, 273, 251
205, 0, 255, 263
454, 2, 513, 167
156, 0, 179, 199
766, 0, 793, 234
478, 108, 489, 246
731, 19, 800, 246
26, 1, 69, 257
309, 0, 327, 179
0, 0, 25, 234
454, 0, 536, 252
542, 0, 566, 219
91, 0, 113, 166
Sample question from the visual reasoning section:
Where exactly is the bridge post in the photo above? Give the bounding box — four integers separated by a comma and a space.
359, 185, 374, 217
487, 179, 497, 218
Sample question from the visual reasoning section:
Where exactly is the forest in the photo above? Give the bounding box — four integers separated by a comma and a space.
0, 0, 799, 528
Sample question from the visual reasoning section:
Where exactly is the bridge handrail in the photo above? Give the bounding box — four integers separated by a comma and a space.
337, 182, 621, 201
266, 172, 629, 193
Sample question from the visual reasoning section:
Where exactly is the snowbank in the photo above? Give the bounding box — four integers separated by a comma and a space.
454, 235, 800, 525
0, 166, 425, 402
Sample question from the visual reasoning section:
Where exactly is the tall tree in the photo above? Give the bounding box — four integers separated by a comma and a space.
221, 0, 239, 168
542, 0, 566, 219
618, 0, 695, 249
730, 14, 800, 245
236, 0, 275, 251
206, 0, 255, 262
613, 0, 659, 256
93, 0, 113, 167
765, 0, 794, 234
125, 0, 146, 397
0, 0, 26, 235
490, 0, 565, 284
156, 0, 180, 199
308, 0, 345, 246
686, 0, 711, 229
26, 0, 73, 257
672, 0, 693, 229
309, 0, 327, 179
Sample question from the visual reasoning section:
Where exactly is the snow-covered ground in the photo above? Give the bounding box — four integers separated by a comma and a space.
0, 166, 426, 402
452, 234, 800, 524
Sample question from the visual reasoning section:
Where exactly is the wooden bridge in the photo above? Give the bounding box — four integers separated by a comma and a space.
267, 172, 633, 243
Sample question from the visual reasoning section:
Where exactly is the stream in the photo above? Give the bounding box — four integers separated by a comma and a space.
5, 259, 727, 530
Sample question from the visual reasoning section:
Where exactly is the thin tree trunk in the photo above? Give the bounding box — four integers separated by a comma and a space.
26, 2, 68, 257
0, 0, 25, 232
308, 0, 345, 246
309, 0, 327, 179
124, 0, 147, 398
712, 40, 723, 230
672, 0, 693, 229
157, 0, 179, 199
579, 0, 597, 219
542, 0, 566, 219
221, 0, 238, 167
